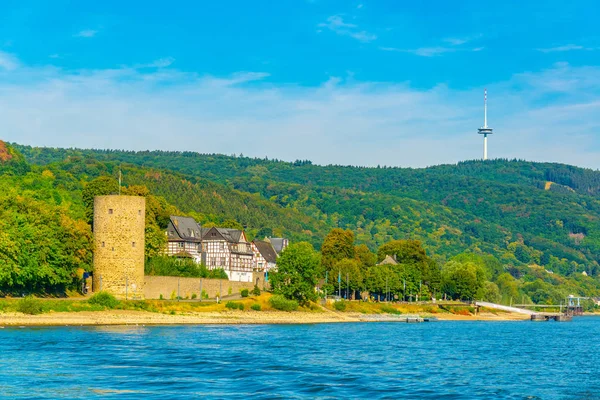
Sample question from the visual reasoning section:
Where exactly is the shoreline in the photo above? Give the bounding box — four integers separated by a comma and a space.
0, 309, 532, 327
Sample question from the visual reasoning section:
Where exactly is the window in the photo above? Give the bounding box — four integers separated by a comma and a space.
178, 242, 184, 248
219, 242, 224, 250
211, 232, 216, 237
108, 209, 113, 215
132, 242, 136, 248
138, 210, 142, 216
101, 242, 105, 248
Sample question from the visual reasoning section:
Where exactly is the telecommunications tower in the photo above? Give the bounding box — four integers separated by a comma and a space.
477, 89, 493, 160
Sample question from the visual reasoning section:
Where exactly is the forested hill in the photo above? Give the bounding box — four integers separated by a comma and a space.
12, 144, 600, 277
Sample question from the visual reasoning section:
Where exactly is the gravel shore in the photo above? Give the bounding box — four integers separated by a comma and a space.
0, 309, 529, 326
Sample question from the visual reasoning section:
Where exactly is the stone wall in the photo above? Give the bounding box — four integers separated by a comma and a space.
144, 273, 268, 299
93, 195, 146, 299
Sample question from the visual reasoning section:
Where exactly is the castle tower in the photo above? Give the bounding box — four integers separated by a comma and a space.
93, 195, 145, 299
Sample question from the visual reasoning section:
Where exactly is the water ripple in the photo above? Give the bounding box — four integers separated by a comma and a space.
0, 318, 599, 399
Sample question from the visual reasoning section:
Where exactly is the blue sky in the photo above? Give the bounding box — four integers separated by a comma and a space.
1, 0, 600, 168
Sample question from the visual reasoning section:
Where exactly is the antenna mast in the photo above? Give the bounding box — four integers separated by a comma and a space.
477, 88, 494, 160
484, 88, 487, 129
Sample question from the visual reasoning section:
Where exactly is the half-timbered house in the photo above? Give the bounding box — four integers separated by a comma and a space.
165, 216, 203, 263
251, 239, 278, 272
201, 227, 254, 282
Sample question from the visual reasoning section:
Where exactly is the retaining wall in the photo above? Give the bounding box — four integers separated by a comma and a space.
144, 273, 268, 299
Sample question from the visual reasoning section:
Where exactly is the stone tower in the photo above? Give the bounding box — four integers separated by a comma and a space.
93, 195, 145, 299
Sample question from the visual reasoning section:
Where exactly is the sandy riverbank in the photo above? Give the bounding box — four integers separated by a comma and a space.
0, 309, 530, 326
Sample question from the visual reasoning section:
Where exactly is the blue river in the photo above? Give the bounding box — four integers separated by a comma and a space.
1, 317, 599, 399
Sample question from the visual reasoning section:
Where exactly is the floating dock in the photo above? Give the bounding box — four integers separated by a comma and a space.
360, 314, 433, 323
531, 313, 572, 322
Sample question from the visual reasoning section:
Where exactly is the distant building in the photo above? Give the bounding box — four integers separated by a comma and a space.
165, 216, 202, 263
378, 255, 398, 266
201, 227, 254, 282
252, 239, 278, 272
266, 237, 289, 255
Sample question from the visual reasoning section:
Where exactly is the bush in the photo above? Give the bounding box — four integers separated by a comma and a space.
380, 305, 402, 315
225, 301, 244, 310
252, 285, 261, 296
269, 295, 299, 311
88, 291, 120, 309
17, 296, 43, 315
241, 289, 249, 298
251, 303, 261, 311
191, 293, 197, 299
334, 300, 347, 311
225, 301, 238, 310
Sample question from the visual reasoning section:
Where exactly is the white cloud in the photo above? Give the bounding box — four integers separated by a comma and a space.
74, 29, 98, 38
443, 38, 468, 46
443, 35, 481, 46
1, 60, 600, 169
318, 15, 377, 43
150, 57, 175, 68
0, 51, 19, 70
134, 57, 176, 69
536, 44, 586, 53
380, 46, 483, 57
382, 35, 483, 57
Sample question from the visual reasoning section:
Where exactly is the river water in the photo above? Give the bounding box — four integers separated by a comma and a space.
0, 317, 599, 399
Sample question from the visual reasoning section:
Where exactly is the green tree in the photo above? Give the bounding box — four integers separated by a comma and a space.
321, 228, 355, 270
480, 281, 501, 303
496, 272, 521, 304
333, 258, 365, 295
377, 240, 429, 267
451, 253, 504, 281
441, 260, 486, 300
376, 240, 436, 298
355, 244, 377, 268
270, 242, 321, 305
365, 264, 400, 299
82, 176, 119, 223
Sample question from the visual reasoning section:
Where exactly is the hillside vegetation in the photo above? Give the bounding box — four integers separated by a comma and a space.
3, 141, 600, 303
15, 145, 600, 273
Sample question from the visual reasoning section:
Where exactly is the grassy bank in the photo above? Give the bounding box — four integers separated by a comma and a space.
0, 293, 323, 316
0, 292, 530, 322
